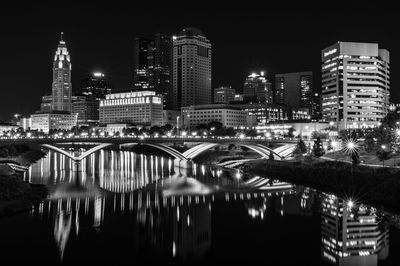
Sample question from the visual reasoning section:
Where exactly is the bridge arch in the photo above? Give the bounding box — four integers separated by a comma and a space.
118, 143, 187, 161
183, 142, 283, 160
41, 143, 113, 162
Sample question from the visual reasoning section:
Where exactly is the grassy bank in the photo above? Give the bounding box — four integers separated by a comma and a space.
0, 145, 47, 217
245, 158, 400, 211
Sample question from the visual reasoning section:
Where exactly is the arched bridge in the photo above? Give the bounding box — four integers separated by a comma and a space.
0, 137, 297, 162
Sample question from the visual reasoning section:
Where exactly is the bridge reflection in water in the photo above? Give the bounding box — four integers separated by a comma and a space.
25, 149, 296, 262
23, 150, 390, 265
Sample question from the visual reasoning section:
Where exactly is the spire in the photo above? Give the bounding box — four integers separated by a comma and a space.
60, 32, 64, 42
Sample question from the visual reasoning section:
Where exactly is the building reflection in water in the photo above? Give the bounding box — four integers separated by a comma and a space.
321, 193, 389, 266
26, 148, 391, 265
26, 150, 219, 262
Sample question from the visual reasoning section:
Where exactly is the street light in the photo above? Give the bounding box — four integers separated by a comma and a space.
176, 116, 180, 135
381, 145, 386, 167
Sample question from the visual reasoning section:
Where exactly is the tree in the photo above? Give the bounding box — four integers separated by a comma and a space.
351, 150, 361, 165
327, 139, 333, 151
313, 137, 325, 157
293, 138, 307, 157
376, 148, 391, 164
286, 127, 295, 138
364, 134, 375, 153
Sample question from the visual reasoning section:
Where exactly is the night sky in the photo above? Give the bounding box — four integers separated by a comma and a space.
1, 4, 399, 121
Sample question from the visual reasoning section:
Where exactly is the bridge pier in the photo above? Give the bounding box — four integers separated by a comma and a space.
174, 159, 193, 169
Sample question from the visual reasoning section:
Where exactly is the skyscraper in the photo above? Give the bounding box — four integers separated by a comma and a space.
81, 72, 112, 99
274, 72, 313, 112
321, 42, 390, 129
243, 72, 272, 104
153, 33, 173, 109
51, 32, 72, 112
133, 38, 154, 90
173, 27, 212, 109
133, 34, 173, 109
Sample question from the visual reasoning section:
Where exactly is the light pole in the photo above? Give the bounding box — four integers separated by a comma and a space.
331, 140, 339, 161
381, 145, 386, 167
176, 115, 180, 136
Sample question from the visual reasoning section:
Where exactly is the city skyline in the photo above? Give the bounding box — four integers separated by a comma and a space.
1, 5, 399, 121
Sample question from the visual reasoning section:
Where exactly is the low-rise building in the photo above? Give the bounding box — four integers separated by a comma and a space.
234, 103, 310, 125
0, 123, 19, 133
99, 91, 163, 127
214, 86, 236, 104
30, 112, 77, 133
181, 104, 255, 129
18, 117, 32, 131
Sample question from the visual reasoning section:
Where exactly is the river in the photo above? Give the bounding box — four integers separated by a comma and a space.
1, 149, 400, 265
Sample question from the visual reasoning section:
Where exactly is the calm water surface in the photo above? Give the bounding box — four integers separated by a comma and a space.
1, 149, 400, 265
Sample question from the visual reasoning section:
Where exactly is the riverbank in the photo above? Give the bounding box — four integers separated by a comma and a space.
0, 145, 47, 217
244, 158, 400, 211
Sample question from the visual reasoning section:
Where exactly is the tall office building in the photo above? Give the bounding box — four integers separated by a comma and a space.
153, 34, 173, 109
51, 32, 72, 112
243, 72, 273, 104
133, 34, 173, 109
173, 27, 212, 109
81, 72, 112, 99
133, 38, 154, 90
274, 72, 313, 111
214, 86, 236, 103
321, 42, 390, 129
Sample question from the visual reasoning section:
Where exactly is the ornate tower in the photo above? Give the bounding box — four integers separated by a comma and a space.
52, 32, 72, 112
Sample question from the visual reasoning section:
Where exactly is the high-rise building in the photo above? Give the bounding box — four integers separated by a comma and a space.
312, 91, 322, 120
153, 33, 173, 109
81, 72, 112, 99
214, 86, 236, 104
51, 32, 72, 112
243, 72, 273, 104
133, 38, 154, 90
133, 34, 173, 109
321, 42, 390, 129
173, 27, 212, 109
274, 72, 313, 112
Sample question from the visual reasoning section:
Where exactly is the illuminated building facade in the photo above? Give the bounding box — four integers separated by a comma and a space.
181, 104, 255, 129
321, 42, 390, 129
243, 72, 273, 104
51, 32, 72, 112
134, 34, 173, 109
213, 86, 236, 104
40, 94, 53, 112
274, 71, 313, 113
234, 103, 309, 124
321, 194, 389, 266
99, 91, 163, 126
173, 28, 212, 109
30, 112, 77, 133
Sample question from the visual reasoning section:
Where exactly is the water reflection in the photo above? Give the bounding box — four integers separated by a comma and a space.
321, 193, 389, 266
11, 149, 392, 264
